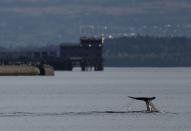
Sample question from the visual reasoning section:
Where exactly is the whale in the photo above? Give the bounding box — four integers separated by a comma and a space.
128, 96, 158, 112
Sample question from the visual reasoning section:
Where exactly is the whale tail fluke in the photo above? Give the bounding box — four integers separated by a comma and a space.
128, 96, 156, 101
128, 96, 158, 112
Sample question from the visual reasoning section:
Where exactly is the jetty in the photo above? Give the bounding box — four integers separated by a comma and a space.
0, 64, 54, 76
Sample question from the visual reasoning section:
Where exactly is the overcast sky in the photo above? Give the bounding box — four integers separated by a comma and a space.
0, 0, 191, 46
0, 0, 191, 16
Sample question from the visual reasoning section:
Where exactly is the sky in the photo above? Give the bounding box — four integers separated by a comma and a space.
0, 0, 191, 17
0, 0, 190, 15
0, 0, 191, 47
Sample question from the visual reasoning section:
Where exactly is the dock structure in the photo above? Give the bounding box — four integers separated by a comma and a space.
0, 37, 104, 71
59, 37, 104, 71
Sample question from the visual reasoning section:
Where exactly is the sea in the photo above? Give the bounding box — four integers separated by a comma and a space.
0, 68, 191, 131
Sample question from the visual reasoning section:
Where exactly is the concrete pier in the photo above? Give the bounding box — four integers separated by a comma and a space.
0, 65, 54, 76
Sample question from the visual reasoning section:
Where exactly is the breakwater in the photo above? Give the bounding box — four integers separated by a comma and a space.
0, 65, 54, 76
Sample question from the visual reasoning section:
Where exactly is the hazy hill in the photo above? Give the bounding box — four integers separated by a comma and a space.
104, 36, 191, 67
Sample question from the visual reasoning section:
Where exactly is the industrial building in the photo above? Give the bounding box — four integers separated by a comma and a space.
59, 37, 104, 71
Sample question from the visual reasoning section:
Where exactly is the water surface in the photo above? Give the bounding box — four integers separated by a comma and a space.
0, 68, 190, 131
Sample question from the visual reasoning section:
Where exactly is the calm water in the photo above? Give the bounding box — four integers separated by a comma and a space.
0, 68, 191, 131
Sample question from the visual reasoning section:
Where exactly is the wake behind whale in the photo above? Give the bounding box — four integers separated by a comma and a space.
0, 110, 166, 118
0, 96, 162, 117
